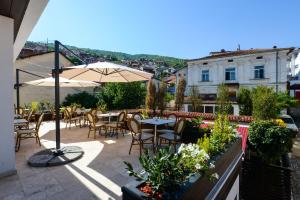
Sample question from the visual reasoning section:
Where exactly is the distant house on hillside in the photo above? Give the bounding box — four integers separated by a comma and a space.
184, 46, 300, 115
15, 50, 94, 105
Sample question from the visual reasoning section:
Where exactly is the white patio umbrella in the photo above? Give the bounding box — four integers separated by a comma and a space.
23, 77, 100, 87
60, 61, 153, 82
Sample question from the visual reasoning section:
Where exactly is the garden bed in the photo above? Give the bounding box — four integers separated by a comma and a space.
122, 138, 243, 200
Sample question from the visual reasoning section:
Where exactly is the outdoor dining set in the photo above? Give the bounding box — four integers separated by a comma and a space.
13, 106, 186, 156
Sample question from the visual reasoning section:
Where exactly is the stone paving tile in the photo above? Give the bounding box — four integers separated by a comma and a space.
0, 121, 139, 200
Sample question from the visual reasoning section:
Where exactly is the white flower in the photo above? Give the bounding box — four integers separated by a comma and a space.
211, 173, 219, 180
209, 162, 215, 169
195, 163, 202, 170
178, 144, 185, 153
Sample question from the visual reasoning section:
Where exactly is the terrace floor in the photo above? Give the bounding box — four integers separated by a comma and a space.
0, 121, 142, 200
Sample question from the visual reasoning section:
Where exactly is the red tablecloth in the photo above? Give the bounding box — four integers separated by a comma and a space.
237, 126, 248, 152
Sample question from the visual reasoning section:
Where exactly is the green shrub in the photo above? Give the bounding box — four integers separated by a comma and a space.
237, 87, 252, 116
248, 120, 293, 163
198, 115, 236, 156
124, 147, 185, 195
62, 91, 98, 108
252, 86, 277, 120
99, 82, 146, 110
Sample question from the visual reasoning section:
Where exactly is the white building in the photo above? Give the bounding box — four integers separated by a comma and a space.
184, 47, 300, 115
0, 0, 48, 177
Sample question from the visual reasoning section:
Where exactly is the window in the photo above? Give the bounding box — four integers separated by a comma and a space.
225, 68, 236, 81
254, 66, 264, 79
202, 70, 209, 82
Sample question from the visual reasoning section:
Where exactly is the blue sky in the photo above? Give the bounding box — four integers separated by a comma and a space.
29, 0, 300, 59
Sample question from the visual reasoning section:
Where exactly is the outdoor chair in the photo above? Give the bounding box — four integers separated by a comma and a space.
165, 114, 177, 129
86, 113, 107, 139
128, 118, 155, 157
15, 113, 44, 151
22, 109, 35, 129
158, 119, 185, 151
64, 108, 82, 129
133, 113, 143, 121
132, 113, 153, 134
106, 111, 126, 138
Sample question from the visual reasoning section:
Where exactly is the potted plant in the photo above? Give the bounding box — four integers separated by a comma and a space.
241, 120, 293, 199
122, 115, 242, 200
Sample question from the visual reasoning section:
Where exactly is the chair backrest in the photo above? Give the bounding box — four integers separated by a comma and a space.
133, 113, 143, 121
175, 119, 185, 136
72, 105, 77, 113
129, 118, 141, 136
27, 110, 34, 122
118, 112, 126, 122
87, 113, 95, 127
36, 113, 45, 133
66, 107, 72, 116
91, 109, 97, 116
167, 114, 177, 127
64, 109, 71, 119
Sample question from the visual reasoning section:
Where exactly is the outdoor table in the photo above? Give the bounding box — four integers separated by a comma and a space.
97, 112, 119, 123
139, 118, 176, 148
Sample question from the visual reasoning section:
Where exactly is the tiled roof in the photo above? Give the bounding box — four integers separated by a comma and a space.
188, 47, 294, 62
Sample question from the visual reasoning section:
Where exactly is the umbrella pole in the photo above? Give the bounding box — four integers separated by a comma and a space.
27, 40, 84, 167
54, 40, 61, 153
16, 69, 20, 114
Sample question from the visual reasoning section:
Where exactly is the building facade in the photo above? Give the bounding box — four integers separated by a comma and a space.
0, 0, 48, 177
184, 47, 299, 115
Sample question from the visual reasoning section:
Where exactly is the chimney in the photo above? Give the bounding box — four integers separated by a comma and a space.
220, 49, 226, 53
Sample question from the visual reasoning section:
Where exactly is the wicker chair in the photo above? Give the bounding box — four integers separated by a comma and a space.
64, 108, 82, 129
15, 113, 44, 151
128, 118, 154, 156
106, 111, 126, 138
158, 119, 185, 151
86, 113, 107, 139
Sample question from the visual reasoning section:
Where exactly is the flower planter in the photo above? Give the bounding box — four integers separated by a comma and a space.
240, 154, 291, 200
122, 138, 243, 200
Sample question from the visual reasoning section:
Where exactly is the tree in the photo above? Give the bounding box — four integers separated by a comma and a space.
145, 79, 157, 113
251, 86, 277, 120
175, 78, 186, 111
275, 92, 298, 114
237, 87, 252, 116
157, 82, 167, 116
98, 82, 146, 110
216, 83, 232, 114
189, 85, 202, 112
62, 91, 98, 108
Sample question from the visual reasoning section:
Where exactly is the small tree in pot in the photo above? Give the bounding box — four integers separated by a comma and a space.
175, 78, 186, 111
145, 79, 157, 115
157, 82, 167, 116
189, 85, 202, 112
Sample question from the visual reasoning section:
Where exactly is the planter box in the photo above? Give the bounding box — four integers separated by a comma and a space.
240, 154, 291, 200
122, 138, 243, 200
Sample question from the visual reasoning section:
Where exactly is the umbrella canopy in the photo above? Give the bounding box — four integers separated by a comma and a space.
60, 61, 153, 82
24, 77, 100, 87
